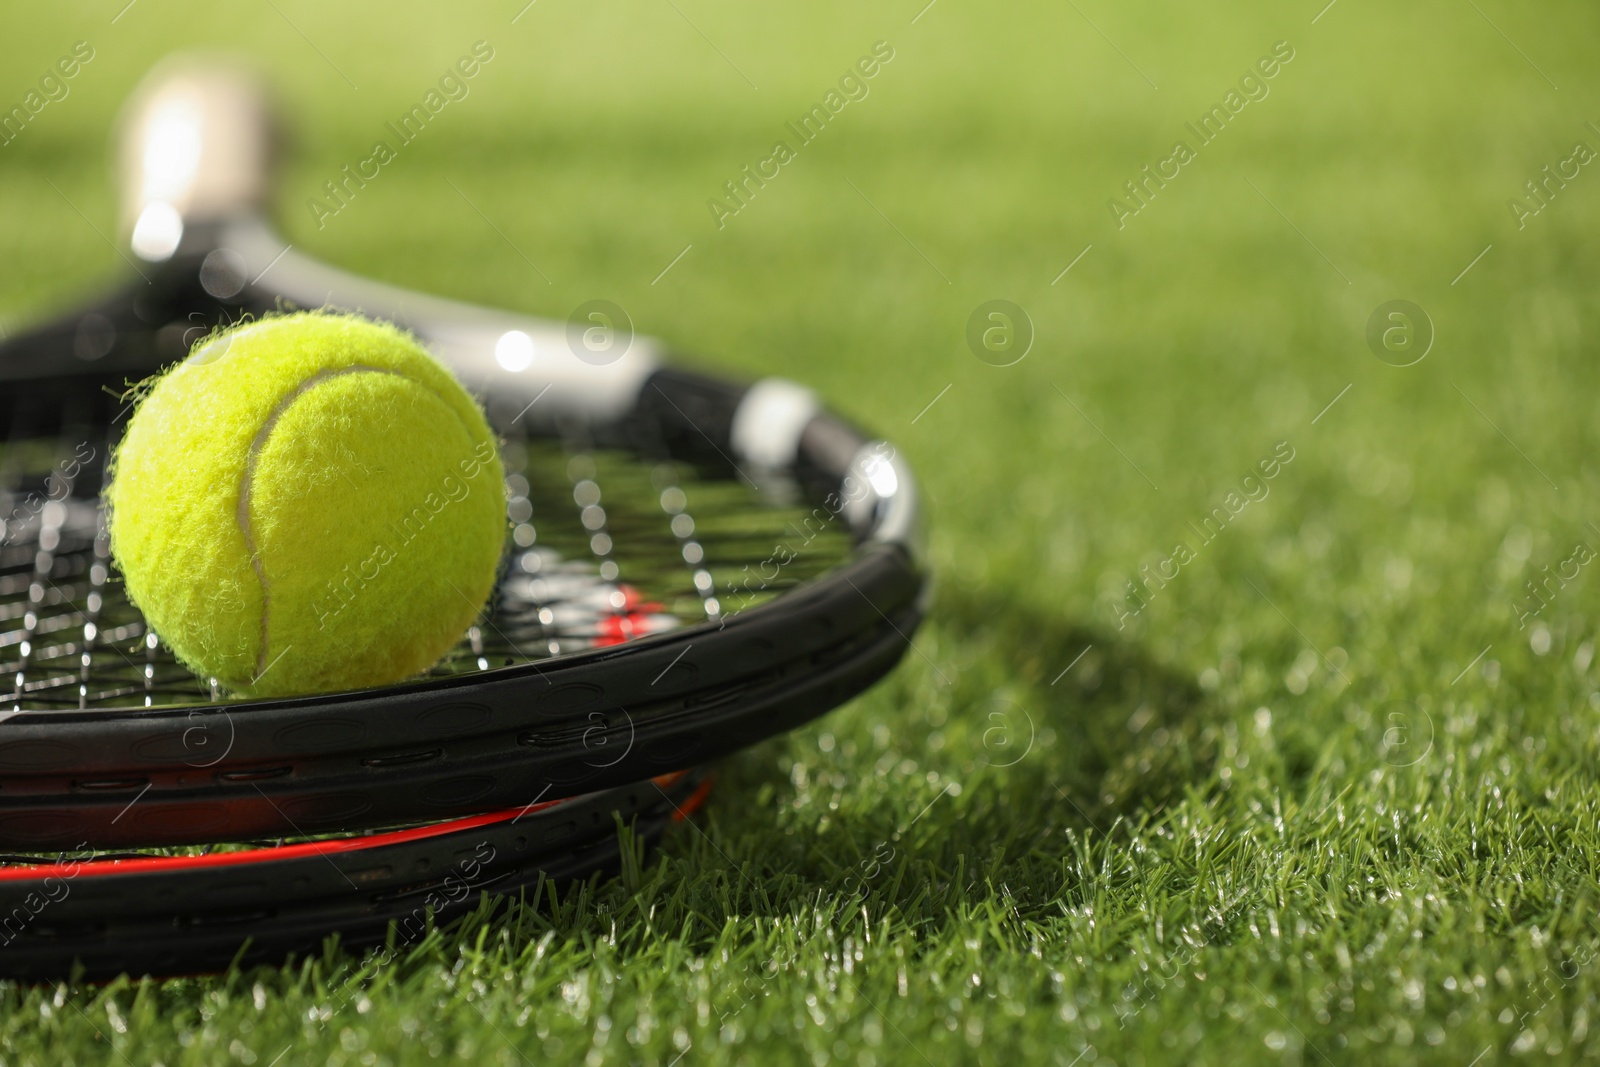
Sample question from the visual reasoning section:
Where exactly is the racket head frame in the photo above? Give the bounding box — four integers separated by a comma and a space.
0, 58, 926, 852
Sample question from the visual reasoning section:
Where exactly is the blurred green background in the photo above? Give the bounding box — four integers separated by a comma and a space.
5, 0, 1600, 1064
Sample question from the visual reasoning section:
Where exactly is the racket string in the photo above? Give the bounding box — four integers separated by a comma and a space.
1, 426, 202, 710
0, 423, 854, 710
652, 466, 722, 623
497, 436, 562, 660
6, 439, 78, 712
77, 466, 114, 711
477, 424, 665, 660
556, 434, 668, 648
564, 450, 621, 583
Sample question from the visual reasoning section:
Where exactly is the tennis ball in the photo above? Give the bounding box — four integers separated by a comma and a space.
108, 311, 506, 697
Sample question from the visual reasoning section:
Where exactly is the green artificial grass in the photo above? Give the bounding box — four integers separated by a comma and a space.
5, 0, 1600, 1062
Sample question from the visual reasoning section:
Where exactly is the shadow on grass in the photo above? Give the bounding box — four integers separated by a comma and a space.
670, 584, 1229, 923
282, 590, 1233, 969
940, 583, 1221, 822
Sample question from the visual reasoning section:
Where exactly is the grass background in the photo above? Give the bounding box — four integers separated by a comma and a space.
4, 0, 1600, 1062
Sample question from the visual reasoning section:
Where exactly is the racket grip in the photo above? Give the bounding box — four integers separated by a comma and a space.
116, 55, 277, 253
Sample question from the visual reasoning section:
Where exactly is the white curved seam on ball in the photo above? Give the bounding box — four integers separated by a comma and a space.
235, 363, 489, 683
237, 364, 406, 681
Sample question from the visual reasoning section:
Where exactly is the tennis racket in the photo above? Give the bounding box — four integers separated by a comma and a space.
0, 57, 924, 976
0, 771, 711, 982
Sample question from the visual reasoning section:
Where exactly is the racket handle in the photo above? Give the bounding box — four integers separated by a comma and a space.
116, 56, 277, 256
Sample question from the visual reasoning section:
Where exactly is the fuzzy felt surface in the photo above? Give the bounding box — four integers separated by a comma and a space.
108, 311, 505, 696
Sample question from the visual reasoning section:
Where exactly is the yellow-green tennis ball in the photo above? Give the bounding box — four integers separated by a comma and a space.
108, 311, 506, 697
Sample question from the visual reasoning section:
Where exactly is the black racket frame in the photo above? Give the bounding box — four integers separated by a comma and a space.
0, 771, 709, 982
0, 229, 925, 852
